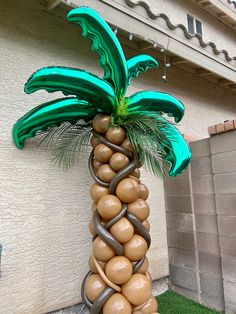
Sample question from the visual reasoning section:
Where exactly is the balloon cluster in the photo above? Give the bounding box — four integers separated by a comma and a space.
83, 113, 158, 314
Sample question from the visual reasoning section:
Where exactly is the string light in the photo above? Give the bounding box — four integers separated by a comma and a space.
110, 26, 170, 83
153, 42, 158, 49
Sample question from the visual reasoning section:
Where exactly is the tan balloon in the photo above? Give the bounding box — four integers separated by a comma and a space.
121, 274, 152, 306
130, 168, 140, 179
127, 199, 150, 222
110, 152, 130, 172
124, 234, 148, 261
89, 220, 96, 236
90, 135, 100, 147
110, 217, 134, 243
92, 114, 111, 134
139, 296, 158, 313
97, 195, 122, 220
105, 126, 126, 145
91, 202, 97, 213
90, 183, 109, 202
93, 158, 103, 172
85, 274, 107, 302
139, 183, 149, 200
93, 236, 115, 262
94, 144, 114, 163
105, 256, 133, 285
116, 178, 140, 203
103, 293, 132, 314
121, 137, 134, 152
135, 257, 149, 275
98, 164, 116, 183
88, 255, 106, 274
146, 271, 152, 282
142, 220, 150, 232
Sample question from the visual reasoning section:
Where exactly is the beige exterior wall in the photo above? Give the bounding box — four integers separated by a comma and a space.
0, 0, 235, 313
121, 0, 236, 57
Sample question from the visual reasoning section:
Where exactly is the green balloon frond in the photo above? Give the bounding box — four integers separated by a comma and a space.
12, 6, 191, 177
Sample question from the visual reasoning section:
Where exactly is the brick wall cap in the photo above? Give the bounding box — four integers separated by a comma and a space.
208, 120, 236, 136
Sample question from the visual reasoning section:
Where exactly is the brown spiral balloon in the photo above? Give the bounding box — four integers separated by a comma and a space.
82, 114, 157, 313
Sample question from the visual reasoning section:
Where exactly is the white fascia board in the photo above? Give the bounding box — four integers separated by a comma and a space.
210, 0, 236, 21
46, 0, 63, 11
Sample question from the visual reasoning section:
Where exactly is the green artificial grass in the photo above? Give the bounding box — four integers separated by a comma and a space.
157, 291, 220, 314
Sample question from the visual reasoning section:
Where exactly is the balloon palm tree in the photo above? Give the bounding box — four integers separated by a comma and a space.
12, 7, 191, 314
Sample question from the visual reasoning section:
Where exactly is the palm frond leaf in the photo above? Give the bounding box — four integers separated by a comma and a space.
114, 113, 170, 177
25, 67, 116, 114
12, 97, 97, 149
127, 55, 159, 83
67, 7, 128, 98
127, 91, 185, 123
38, 120, 92, 170
113, 112, 191, 177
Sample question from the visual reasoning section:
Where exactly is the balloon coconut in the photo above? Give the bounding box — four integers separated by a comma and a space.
12, 6, 191, 314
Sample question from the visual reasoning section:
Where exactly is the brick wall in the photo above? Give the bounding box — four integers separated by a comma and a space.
165, 125, 236, 313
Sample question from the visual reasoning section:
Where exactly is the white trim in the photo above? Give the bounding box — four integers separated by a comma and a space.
46, 0, 63, 11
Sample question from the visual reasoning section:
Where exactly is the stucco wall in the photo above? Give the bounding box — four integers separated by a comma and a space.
0, 0, 235, 313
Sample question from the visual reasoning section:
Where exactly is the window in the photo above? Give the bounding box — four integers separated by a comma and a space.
187, 14, 203, 37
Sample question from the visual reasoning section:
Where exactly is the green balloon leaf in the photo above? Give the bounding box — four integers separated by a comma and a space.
127, 91, 185, 123
25, 66, 116, 114
12, 6, 191, 177
161, 121, 191, 176
67, 7, 128, 98
127, 54, 159, 83
13, 97, 97, 149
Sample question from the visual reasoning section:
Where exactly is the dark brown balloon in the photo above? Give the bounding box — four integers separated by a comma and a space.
121, 137, 134, 152
135, 257, 149, 275
105, 256, 133, 284
97, 195, 122, 220
127, 199, 150, 222
116, 178, 140, 203
103, 293, 132, 314
90, 183, 109, 202
85, 274, 107, 302
123, 234, 148, 261
88, 255, 106, 274
110, 217, 134, 243
93, 236, 115, 262
139, 183, 149, 200
94, 143, 114, 163
92, 114, 111, 134
121, 274, 152, 306
109, 152, 130, 172
90, 135, 100, 147
98, 164, 116, 183
105, 127, 126, 145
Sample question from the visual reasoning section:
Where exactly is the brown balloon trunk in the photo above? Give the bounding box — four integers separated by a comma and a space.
81, 114, 158, 314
